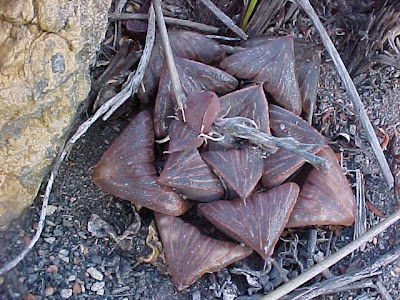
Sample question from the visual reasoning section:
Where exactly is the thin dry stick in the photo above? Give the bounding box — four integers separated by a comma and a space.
260, 209, 400, 300
283, 246, 400, 299
199, 0, 248, 40
214, 117, 330, 170
153, 0, 186, 121
0, 6, 156, 276
294, 0, 394, 188
109, 13, 220, 33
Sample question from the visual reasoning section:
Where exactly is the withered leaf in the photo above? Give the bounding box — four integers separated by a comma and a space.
138, 30, 226, 102
220, 36, 302, 115
154, 57, 238, 138
286, 146, 356, 227
218, 85, 270, 134
92, 111, 189, 216
294, 40, 322, 119
158, 149, 225, 202
262, 105, 326, 188
167, 120, 205, 153
202, 147, 264, 200
185, 91, 220, 133
199, 183, 299, 260
155, 213, 253, 291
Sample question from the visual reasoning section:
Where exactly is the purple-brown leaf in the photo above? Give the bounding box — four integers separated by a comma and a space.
199, 183, 300, 260
154, 57, 238, 138
167, 120, 205, 153
202, 147, 264, 200
138, 30, 226, 102
262, 105, 326, 188
218, 85, 270, 134
155, 213, 253, 291
286, 146, 356, 227
92, 111, 189, 216
158, 149, 225, 202
185, 91, 220, 133
220, 36, 302, 115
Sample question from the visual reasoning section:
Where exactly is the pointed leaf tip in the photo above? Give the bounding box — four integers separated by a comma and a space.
155, 213, 252, 291
199, 183, 300, 260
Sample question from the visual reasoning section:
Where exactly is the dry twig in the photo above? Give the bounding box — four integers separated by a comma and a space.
0, 6, 156, 276
198, 0, 248, 40
260, 209, 400, 300
213, 117, 330, 170
282, 245, 400, 299
109, 13, 220, 33
294, 0, 394, 188
153, 0, 186, 121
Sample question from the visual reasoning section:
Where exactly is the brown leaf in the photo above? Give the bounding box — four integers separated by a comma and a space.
365, 200, 386, 218
262, 105, 326, 188
167, 120, 205, 153
138, 30, 226, 102
154, 57, 238, 138
294, 40, 322, 118
93, 111, 189, 216
199, 183, 299, 260
202, 147, 264, 200
286, 146, 356, 227
220, 36, 302, 115
155, 213, 252, 291
185, 91, 220, 133
218, 85, 270, 134
159, 149, 224, 202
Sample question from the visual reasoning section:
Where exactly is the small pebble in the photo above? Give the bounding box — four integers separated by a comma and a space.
44, 286, 55, 296
72, 282, 82, 294
60, 289, 72, 299
87, 267, 104, 281
46, 265, 59, 274
91, 281, 105, 292
46, 205, 58, 216
67, 275, 76, 281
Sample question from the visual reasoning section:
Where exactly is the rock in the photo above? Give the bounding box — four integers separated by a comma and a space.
44, 286, 55, 296
91, 281, 105, 292
72, 282, 82, 294
60, 289, 72, 299
0, 0, 112, 230
87, 267, 103, 281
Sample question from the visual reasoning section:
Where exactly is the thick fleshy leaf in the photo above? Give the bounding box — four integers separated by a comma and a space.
167, 120, 205, 153
138, 30, 226, 102
92, 111, 189, 216
158, 149, 224, 202
199, 183, 299, 260
218, 85, 270, 134
294, 40, 322, 119
155, 213, 253, 291
185, 91, 220, 133
262, 105, 326, 188
154, 57, 238, 138
286, 146, 356, 227
202, 147, 264, 200
220, 36, 302, 115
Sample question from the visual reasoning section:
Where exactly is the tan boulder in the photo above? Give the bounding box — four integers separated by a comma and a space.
0, 0, 112, 229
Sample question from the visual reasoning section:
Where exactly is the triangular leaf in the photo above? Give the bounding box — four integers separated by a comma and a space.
154, 57, 238, 138
262, 105, 326, 188
202, 147, 264, 200
92, 111, 189, 216
218, 85, 270, 134
167, 120, 205, 153
185, 91, 221, 133
199, 183, 300, 260
155, 213, 253, 291
286, 146, 356, 227
158, 149, 225, 202
220, 36, 302, 115
138, 30, 226, 102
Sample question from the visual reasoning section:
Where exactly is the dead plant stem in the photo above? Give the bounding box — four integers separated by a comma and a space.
261, 209, 400, 300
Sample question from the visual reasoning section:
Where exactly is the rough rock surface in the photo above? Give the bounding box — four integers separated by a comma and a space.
0, 0, 112, 229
